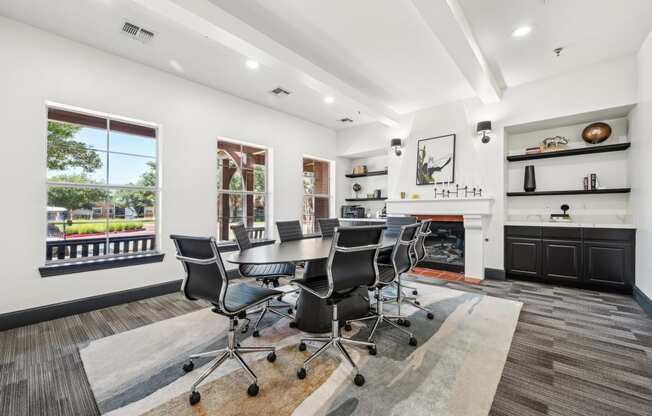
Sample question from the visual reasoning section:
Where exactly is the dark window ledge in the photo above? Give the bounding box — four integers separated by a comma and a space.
39, 252, 165, 277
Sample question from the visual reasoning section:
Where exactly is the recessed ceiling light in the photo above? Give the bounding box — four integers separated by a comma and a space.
511, 26, 532, 38
246, 59, 260, 70
324, 96, 334, 104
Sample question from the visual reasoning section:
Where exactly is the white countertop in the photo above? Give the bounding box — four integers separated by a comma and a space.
505, 217, 635, 229
338, 217, 387, 222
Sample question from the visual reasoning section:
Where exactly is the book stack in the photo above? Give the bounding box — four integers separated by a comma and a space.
525, 146, 542, 154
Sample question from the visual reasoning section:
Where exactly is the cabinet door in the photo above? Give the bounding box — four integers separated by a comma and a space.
542, 240, 582, 281
506, 237, 541, 277
583, 242, 633, 287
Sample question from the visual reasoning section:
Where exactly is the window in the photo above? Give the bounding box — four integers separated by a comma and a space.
217, 140, 268, 241
45, 107, 158, 264
302, 157, 330, 234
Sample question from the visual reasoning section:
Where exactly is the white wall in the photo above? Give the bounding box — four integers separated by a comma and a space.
0, 17, 336, 314
337, 55, 638, 271
629, 30, 652, 299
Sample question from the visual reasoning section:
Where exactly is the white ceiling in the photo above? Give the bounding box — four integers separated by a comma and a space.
459, 0, 652, 88
1, 0, 651, 130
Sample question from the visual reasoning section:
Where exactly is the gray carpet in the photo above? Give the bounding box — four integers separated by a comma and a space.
80, 282, 522, 415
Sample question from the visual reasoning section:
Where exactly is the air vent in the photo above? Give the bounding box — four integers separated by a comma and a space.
121, 21, 155, 43
339, 117, 354, 123
271, 87, 291, 96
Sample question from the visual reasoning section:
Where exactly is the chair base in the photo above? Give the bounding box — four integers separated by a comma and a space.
183, 316, 275, 405
251, 300, 295, 336
346, 288, 417, 347
386, 278, 435, 321
297, 304, 373, 385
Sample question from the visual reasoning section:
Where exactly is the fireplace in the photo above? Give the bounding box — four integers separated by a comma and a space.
417, 215, 465, 273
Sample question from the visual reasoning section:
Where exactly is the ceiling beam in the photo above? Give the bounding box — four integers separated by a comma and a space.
131, 0, 400, 126
411, 0, 502, 104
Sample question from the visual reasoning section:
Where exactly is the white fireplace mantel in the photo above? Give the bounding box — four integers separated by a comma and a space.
386, 197, 494, 280
385, 197, 494, 216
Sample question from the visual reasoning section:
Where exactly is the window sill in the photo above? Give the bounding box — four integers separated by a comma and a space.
39, 252, 165, 277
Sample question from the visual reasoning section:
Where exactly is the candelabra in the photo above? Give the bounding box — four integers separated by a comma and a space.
433, 183, 483, 199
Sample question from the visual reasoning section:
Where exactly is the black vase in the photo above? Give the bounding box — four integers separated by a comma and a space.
524, 165, 536, 192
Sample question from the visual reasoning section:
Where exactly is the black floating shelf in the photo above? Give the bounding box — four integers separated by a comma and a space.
506, 143, 630, 162
345, 170, 388, 178
345, 197, 388, 202
507, 188, 631, 197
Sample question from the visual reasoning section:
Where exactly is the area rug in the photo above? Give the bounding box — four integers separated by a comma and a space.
80, 280, 522, 416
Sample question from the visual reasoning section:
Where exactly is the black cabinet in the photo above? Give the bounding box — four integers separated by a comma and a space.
584, 241, 633, 287
505, 237, 541, 277
542, 240, 582, 281
505, 226, 635, 292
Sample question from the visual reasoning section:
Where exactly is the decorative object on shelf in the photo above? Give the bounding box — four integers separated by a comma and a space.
351, 165, 368, 175
390, 138, 403, 156
525, 146, 542, 155
590, 173, 597, 190
550, 204, 572, 222
476, 121, 492, 144
416, 134, 455, 185
373, 189, 382, 199
352, 183, 362, 198
433, 182, 483, 199
524, 165, 536, 192
583, 176, 589, 190
410, 193, 420, 199
582, 122, 612, 144
541, 135, 568, 152
400, 192, 406, 199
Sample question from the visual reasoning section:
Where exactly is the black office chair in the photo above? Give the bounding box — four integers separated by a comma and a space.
318, 218, 340, 238
171, 235, 280, 404
346, 223, 420, 353
231, 223, 296, 337
403, 219, 432, 296
294, 225, 385, 386
276, 220, 303, 242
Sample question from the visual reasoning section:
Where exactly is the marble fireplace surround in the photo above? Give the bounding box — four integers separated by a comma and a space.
385, 198, 494, 280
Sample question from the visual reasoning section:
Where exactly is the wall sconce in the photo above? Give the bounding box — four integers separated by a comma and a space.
390, 138, 403, 156
476, 121, 492, 144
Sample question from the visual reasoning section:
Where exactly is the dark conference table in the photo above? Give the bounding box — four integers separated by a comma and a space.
226, 236, 397, 333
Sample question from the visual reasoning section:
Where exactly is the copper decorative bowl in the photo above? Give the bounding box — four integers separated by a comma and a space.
582, 122, 612, 144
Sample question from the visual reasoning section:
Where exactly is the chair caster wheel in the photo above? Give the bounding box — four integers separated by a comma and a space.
298, 342, 307, 352
297, 368, 306, 379
266, 352, 276, 363
412, 290, 418, 296
277, 295, 283, 301
247, 383, 259, 397
402, 319, 411, 327
427, 312, 434, 320
252, 330, 260, 337
288, 308, 293, 315
182, 361, 194, 373
289, 321, 297, 329
344, 324, 352, 331
189, 391, 200, 405
414, 300, 421, 306
409, 336, 418, 347
353, 374, 365, 386
396, 318, 404, 326
368, 346, 377, 356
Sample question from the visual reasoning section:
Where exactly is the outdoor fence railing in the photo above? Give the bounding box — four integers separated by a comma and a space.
46, 234, 156, 261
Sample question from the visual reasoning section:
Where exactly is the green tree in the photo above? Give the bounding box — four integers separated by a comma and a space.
47, 121, 102, 172
47, 174, 108, 218
114, 161, 157, 217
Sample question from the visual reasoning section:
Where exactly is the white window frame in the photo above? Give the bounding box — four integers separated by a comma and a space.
44, 102, 161, 264
217, 137, 271, 241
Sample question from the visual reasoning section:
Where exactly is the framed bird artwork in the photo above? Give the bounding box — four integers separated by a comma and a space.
416, 134, 456, 185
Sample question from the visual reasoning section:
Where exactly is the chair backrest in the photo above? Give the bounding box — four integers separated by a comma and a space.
383, 223, 420, 283
318, 218, 340, 238
327, 225, 385, 295
276, 220, 303, 242
170, 235, 228, 309
414, 219, 432, 262
385, 215, 417, 237
230, 222, 253, 251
